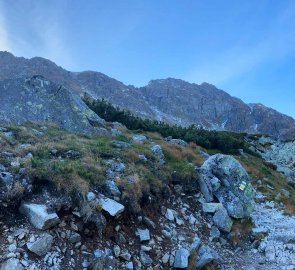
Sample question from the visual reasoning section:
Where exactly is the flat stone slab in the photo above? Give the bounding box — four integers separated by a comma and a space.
19, 203, 60, 230
137, 228, 150, 242
97, 196, 125, 217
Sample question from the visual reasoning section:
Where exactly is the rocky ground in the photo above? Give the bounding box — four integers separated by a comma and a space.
1, 125, 295, 270
1, 186, 295, 270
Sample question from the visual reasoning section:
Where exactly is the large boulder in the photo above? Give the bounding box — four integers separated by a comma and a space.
198, 154, 255, 218
0, 76, 105, 134
19, 202, 60, 230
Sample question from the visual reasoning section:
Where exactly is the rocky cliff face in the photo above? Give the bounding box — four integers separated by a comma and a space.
0, 74, 105, 133
1, 51, 295, 140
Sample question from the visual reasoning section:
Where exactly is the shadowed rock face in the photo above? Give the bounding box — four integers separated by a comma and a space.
1, 51, 295, 140
0, 75, 105, 133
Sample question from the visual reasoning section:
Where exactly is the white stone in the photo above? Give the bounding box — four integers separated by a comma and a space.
97, 196, 125, 217
19, 203, 60, 230
165, 209, 175, 221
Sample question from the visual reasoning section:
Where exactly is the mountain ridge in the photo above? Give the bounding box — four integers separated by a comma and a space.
1, 51, 295, 140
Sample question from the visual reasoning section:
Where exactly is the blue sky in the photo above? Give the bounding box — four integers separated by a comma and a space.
0, 0, 295, 118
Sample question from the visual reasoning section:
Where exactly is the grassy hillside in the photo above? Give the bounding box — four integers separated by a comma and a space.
1, 120, 294, 214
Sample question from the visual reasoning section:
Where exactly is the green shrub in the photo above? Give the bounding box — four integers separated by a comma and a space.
84, 97, 251, 154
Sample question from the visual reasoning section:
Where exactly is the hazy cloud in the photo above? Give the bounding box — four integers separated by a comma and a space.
0, 0, 75, 69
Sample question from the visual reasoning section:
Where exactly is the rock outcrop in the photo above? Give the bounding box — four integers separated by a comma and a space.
249, 136, 295, 182
0, 75, 105, 134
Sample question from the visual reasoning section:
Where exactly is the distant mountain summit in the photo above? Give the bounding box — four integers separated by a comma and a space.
1, 51, 295, 140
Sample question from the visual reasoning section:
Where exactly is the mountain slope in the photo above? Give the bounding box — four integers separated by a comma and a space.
1, 51, 295, 140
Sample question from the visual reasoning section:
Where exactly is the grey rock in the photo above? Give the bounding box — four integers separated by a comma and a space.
196, 246, 220, 269
165, 208, 175, 221
140, 250, 152, 266
168, 138, 188, 147
19, 202, 60, 230
69, 232, 81, 243
198, 154, 255, 219
86, 192, 96, 202
210, 226, 220, 240
97, 196, 125, 217
126, 262, 133, 270
104, 160, 126, 172
94, 248, 112, 258
213, 208, 233, 232
115, 233, 127, 245
119, 251, 131, 261
265, 245, 276, 262
174, 248, 189, 268
0, 171, 13, 186
137, 228, 150, 242
138, 154, 148, 162
27, 233, 53, 256
143, 216, 156, 229
4, 131, 13, 138
162, 253, 170, 264
190, 236, 201, 253
113, 245, 120, 257
104, 180, 121, 197
189, 214, 198, 225
151, 145, 165, 165
202, 203, 223, 213
0, 259, 23, 270
0, 163, 6, 171
132, 134, 147, 142
112, 140, 130, 149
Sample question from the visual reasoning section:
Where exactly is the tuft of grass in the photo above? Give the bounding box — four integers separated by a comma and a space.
231, 218, 254, 245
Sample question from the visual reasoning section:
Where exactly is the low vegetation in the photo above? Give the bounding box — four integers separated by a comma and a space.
0, 123, 202, 212
84, 97, 255, 155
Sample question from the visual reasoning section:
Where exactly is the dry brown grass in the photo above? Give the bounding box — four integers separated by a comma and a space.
160, 141, 204, 166
144, 131, 163, 140
118, 174, 149, 213
123, 149, 141, 163
230, 218, 254, 245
